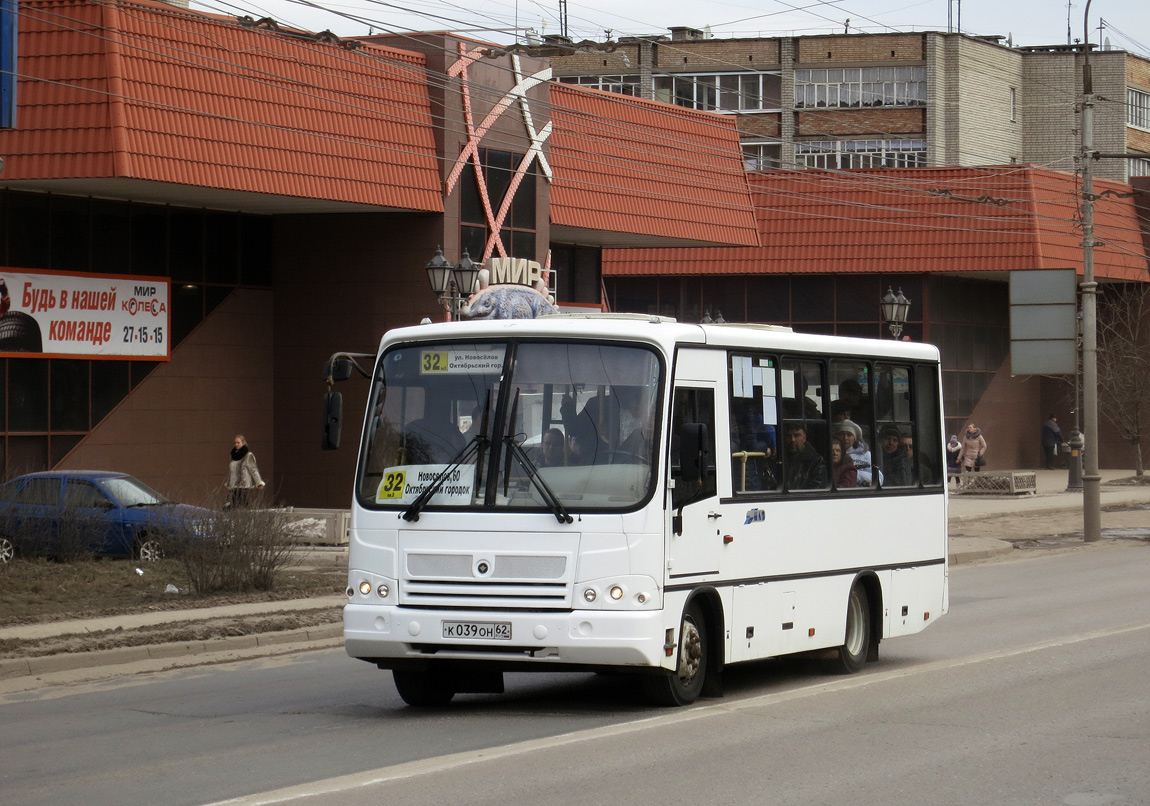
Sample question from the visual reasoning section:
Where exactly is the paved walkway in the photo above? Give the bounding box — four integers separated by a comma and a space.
948, 468, 1148, 520
2, 469, 1146, 684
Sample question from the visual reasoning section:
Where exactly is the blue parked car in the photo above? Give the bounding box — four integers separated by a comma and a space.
0, 471, 212, 563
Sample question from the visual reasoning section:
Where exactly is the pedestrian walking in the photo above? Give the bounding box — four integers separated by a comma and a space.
1041, 414, 1063, 470
960, 423, 987, 476
226, 434, 265, 508
946, 434, 962, 484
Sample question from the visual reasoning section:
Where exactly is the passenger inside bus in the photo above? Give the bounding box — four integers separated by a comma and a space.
784, 422, 829, 490
538, 428, 566, 467
404, 398, 466, 464
836, 419, 875, 487
878, 425, 913, 486
831, 438, 858, 488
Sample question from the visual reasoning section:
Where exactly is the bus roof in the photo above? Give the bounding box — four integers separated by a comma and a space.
382, 315, 940, 362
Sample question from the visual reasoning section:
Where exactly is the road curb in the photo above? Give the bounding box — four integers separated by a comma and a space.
0, 622, 343, 681
949, 537, 1013, 565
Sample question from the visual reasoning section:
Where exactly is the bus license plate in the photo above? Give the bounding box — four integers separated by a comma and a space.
442, 621, 512, 640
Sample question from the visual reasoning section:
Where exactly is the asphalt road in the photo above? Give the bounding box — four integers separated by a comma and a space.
1, 545, 1148, 806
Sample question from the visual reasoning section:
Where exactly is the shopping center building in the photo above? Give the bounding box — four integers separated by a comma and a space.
0, 0, 1146, 506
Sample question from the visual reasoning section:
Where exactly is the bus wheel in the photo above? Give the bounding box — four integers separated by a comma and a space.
393, 669, 456, 706
643, 602, 707, 706
831, 584, 870, 674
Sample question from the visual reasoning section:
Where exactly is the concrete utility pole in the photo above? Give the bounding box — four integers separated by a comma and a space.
1080, 0, 1102, 542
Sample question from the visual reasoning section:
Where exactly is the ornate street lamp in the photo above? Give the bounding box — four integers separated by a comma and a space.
426, 247, 484, 320
452, 249, 480, 301
880, 286, 911, 339
425, 246, 453, 297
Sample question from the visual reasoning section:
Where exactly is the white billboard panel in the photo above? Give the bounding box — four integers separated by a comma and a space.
0, 269, 170, 360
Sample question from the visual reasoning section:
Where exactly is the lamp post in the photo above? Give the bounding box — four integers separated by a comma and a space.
880, 286, 911, 339
452, 250, 480, 303
425, 247, 480, 320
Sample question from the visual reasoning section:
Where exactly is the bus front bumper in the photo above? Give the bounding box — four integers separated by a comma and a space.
344, 604, 670, 670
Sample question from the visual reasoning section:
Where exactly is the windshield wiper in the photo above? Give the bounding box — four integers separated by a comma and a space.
503, 437, 573, 524
401, 436, 486, 522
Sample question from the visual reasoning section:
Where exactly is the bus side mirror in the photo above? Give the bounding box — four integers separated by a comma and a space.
322, 391, 343, 450
678, 422, 708, 484
323, 358, 355, 383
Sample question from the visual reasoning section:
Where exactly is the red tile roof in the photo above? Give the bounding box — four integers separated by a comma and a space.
2, 0, 442, 211
604, 166, 1148, 281
549, 84, 760, 247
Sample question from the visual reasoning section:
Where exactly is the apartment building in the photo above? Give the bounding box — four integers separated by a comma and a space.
551, 28, 1150, 182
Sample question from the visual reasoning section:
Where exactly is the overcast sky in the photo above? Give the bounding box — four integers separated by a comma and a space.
193, 0, 1147, 54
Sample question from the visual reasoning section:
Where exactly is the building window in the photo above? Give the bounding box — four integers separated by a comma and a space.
459, 147, 537, 261
794, 67, 926, 108
654, 72, 782, 112
1129, 87, 1150, 130
557, 75, 641, 96
795, 139, 926, 169
1128, 157, 1150, 179
1010, 87, 1017, 122
743, 142, 782, 170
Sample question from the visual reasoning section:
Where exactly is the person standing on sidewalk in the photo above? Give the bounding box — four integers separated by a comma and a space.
227, 434, 265, 509
960, 423, 987, 475
1041, 414, 1063, 470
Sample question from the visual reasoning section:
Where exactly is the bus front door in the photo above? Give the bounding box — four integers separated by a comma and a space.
667, 384, 722, 580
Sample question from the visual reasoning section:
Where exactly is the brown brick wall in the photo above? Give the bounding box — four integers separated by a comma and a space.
796, 33, 923, 64
738, 113, 781, 138
1129, 127, 1150, 153
654, 38, 780, 71
1128, 54, 1150, 90
551, 46, 637, 76
796, 108, 924, 137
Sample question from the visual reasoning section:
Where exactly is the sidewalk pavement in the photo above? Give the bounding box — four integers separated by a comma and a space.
2, 469, 1147, 685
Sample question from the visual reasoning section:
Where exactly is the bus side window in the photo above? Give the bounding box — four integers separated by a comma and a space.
875, 364, 916, 488
729, 354, 779, 494
781, 359, 830, 492
671, 388, 717, 508
915, 365, 943, 486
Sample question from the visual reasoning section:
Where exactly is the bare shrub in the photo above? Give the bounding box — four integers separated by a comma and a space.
0, 505, 106, 563
173, 507, 301, 594
54, 505, 110, 563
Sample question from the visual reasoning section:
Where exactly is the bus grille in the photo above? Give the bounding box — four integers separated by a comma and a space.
402, 552, 571, 609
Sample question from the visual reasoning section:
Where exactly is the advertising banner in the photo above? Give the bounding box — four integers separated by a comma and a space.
0, 268, 170, 360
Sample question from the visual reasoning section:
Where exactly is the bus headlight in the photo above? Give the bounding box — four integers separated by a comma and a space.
348, 571, 397, 605
576, 577, 660, 609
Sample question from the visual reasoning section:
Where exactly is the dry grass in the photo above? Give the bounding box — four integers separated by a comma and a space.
0, 556, 345, 627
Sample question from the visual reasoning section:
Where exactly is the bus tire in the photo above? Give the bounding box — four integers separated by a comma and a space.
831, 583, 870, 675
393, 669, 456, 706
643, 601, 707, 706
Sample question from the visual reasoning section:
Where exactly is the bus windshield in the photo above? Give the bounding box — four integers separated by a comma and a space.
357, 340, 663, 513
